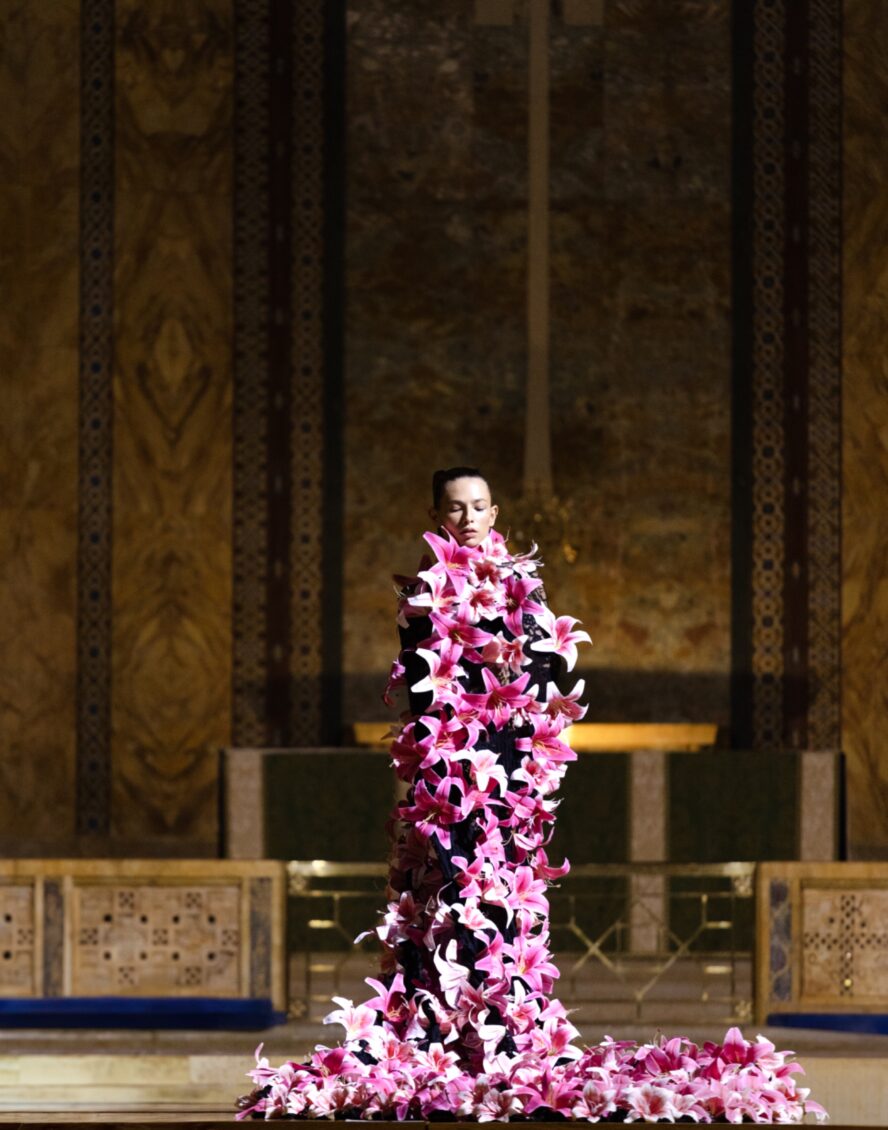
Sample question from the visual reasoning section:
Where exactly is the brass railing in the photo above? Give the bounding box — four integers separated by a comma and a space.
286, 861, 755, 1027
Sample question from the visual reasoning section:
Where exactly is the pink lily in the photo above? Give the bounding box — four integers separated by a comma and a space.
507, 865, 550, 918
422, 530, 475, 593
529, 608, 592, 671
406, 567, 455, 617
453, 747, 508, 795
462, 667, 535, 729
481, 631, 530, 675
429, 611, 495, 655
460, 581, 501, 623
515, 714, 576, 764
500, 573, 545, 635
323, 996, 378, 1042
454, 897, 498, 934
362, 973, 407, 1026
502, 933, 559, 993
398, 776, 469, 849
543, 678, 588, 723
476, 1087, 525, 1122
382, 657, 406, 707
433, 938, 471, 1006
409, 643, 464, 706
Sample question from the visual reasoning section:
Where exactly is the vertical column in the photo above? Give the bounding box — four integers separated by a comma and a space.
289, 0, 325, 744
77, 0, 115, 838
523, 0, 552, 499
750, 0, 787, 751
805, 0, 842, 753
628, 750, 666, 953
265, 0, 294, 745
781, 2, 811, 750
232, 0, 272, 748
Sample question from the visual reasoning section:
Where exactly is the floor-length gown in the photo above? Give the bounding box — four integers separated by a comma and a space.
236, 530, 825, 1124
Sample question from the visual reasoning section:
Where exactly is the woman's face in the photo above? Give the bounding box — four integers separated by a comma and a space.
430, 476, 498, 548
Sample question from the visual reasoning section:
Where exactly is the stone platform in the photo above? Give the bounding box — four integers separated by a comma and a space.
0, 1022, 885, 1125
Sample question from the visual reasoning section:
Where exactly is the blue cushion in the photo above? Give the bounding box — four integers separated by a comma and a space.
0, 996, 286, 1029
767, 1012, 888, 1035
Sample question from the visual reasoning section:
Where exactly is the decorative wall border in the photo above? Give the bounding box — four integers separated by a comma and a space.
76, 0, 115, 835
233, 0, 344, 747
732, 0, 841, 753
805, 0, 842, 753
290, 0, 326, 745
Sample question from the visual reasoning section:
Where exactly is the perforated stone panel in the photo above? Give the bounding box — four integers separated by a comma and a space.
72, 884, 241, 996
0, 861, 284, 1006
757, 862, 888, 1021
801, 887, 888, 1004
0, 885, 35, 996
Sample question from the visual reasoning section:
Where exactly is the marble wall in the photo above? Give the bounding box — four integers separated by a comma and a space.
842, 1, 888, 858
342, 1, 732, 724
111, 0, 233, 851
0, 1, 80, 848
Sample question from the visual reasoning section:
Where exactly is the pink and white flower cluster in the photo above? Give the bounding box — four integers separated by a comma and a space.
236, 530, 825, 1123
238, 1028, 827, 1122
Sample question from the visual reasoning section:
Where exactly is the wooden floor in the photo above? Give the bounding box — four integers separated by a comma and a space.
0, 1119, 881, 1130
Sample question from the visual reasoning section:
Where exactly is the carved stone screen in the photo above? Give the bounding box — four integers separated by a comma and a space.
757, 862, 888, 1022
0, 861, 285, 1008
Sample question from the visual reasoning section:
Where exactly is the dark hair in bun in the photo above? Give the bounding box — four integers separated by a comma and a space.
432, 466, 487, 509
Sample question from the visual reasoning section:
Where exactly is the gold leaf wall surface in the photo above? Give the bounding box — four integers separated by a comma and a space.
842, 0, 888, 858
0, 1, 80, 848
111, 0, 233, 851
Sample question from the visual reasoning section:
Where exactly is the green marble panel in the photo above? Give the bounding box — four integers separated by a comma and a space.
264, 750, 394, 862
667, 751, 800, 862
552, 753, 629, 864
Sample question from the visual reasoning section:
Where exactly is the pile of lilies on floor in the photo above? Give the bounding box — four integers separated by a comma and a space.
237, 1025, 827, 1122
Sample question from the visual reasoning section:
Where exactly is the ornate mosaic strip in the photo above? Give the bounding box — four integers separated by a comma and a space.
805, 0, 842, 752
265, 0, 296, 743
750, 0, 787, 751
768, 878, 792, 1004
289, 0, 327, 745
747, 0, 842, 751
76, 0, 115, 834
232, 0, 272, 746
780, 1, 812, 749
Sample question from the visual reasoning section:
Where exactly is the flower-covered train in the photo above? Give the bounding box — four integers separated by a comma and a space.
237, 529, 826, 1123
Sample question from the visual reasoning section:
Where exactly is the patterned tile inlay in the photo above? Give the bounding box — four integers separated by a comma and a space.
76, 0, 115, 834
0, 885, 35, 996
768, 878, 792, 1003
802, 888, 888, 1002
73, 884, 241, 995
750, 0, 787, 751
805, 0, 842, 752
289, 0, 326, 744
748, 0, 842, 751
232, 0, 272, 746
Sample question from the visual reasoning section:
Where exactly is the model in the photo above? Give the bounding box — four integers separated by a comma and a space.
237, 468, 825, 1123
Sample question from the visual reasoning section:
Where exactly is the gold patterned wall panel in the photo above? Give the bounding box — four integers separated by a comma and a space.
0, 1, 80, 848
842, 1, 888, 859
111, 0, 234, 850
